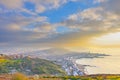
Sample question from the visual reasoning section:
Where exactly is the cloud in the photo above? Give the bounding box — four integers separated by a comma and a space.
45, 0, 120, 48
60, 5, 120, 32
33, 23, 54, 33
0, 13, 47, 31
0, 12, 53, 47
89, 32, 120, 48
68, 7, 103, 21
0, 0, 120, 48
35, 5, 46, 13
25, 0, 81, 13
0, 0, 81, 15
103, 0, 120, 14
0, 0, 23, 9
93, 0, 107, 3
0, 0, 67, 14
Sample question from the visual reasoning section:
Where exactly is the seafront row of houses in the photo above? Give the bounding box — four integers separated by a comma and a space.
57, 57, 86, 76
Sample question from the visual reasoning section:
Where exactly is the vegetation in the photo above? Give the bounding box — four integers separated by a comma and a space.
11, 73, 29, 80
0, 55, 120, 80
38, 75, 120, 80
0, 73, 120, 80
0, 55, 66, 75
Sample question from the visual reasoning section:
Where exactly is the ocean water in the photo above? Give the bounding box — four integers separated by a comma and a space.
76, 54, 120, 74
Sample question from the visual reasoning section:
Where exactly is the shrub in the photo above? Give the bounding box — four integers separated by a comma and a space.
11, 72, 29, 80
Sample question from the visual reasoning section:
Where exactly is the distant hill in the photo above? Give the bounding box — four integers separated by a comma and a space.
24, 48, 109, 60
0, 54, 66, 76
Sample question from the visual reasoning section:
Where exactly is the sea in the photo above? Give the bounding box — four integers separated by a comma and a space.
76, 54, 120, 74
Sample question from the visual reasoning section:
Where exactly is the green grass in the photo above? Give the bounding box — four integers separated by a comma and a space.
0, 57, 66, 75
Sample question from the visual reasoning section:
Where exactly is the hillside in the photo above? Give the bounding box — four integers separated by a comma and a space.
0, 55, 66, 76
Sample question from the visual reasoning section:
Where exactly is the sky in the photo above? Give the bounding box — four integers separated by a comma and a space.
0, 0, 120, 54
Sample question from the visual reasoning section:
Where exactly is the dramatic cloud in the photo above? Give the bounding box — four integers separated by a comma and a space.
0, 0, 119, 48
47, 0, 120, 48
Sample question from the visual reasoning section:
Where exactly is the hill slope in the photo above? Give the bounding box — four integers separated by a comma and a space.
0, 55, 66, 75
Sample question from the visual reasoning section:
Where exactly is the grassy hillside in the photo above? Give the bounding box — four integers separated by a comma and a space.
0, 55, 66, 75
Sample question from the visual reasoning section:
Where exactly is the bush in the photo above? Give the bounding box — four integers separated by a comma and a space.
11, 72, 29, 80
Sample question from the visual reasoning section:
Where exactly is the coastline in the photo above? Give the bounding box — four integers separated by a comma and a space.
72, 59, 86, 75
